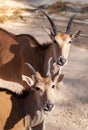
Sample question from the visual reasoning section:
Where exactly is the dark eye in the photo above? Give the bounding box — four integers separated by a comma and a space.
35, 87, 40, 91
53, 39, 57, 44
69, 41, 72, 44
52, 85, 55, 88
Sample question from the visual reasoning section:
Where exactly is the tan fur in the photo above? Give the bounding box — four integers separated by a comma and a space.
55, 33, 71, 59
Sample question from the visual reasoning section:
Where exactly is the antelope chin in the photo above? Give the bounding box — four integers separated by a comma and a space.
57, 59, 68, 67
44, 111, 49, 115
64, 60, 68, 65
43, 110, 51, 115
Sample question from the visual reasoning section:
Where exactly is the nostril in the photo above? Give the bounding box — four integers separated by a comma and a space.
57, 57, 66, 66
49, 103, 54, 110
44, 102, 54, 111
61, 58, 66, 64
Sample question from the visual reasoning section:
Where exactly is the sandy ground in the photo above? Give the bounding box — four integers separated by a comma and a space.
0, 1, 88, 130
45, 45, 88, 130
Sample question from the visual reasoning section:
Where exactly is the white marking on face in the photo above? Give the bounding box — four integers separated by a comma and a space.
54, 33, 71, 62
34, 79, 55, 112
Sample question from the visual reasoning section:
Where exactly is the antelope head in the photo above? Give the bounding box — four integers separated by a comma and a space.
44, 13, 81, 66
24, 57, 64, 112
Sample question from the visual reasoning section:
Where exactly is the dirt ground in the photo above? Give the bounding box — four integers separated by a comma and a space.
0, 1, 88, 129
45, 45, 88, 130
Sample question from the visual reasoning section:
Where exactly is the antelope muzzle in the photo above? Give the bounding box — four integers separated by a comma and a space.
44, 100, 54, 112
57, 56, 66, 66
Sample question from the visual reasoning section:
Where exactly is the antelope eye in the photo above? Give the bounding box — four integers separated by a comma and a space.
69, 41, 72, 44
35, 87, 40, 91
52, 85, 55, 88
35, 87, 43, 95
54, 40, 56, 43
54, 40, 57, 44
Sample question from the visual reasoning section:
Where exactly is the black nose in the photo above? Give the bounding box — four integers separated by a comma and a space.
57, 57, 66, 66
44, 101, 54, 111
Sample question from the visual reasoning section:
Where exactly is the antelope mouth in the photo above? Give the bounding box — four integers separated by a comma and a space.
57, 60, 65, 66
43, 108, 52, 115
43, 106, 54, 115
44, 107, 51, 112
43, 103, 54, 112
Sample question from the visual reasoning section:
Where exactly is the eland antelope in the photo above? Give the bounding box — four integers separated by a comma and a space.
0, 58, 63, 130
0, 13, 80, 93
14, 13, 81, 77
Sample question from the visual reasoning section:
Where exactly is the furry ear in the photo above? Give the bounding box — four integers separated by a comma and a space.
44, 26, 55, 41
53, 72, 64, 85
71, 30, 81, 39
22, 75, 34, 87
44, 25, 51, 35
57, 74, 64, 82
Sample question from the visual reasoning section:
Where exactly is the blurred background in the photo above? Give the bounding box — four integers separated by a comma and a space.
0, 0, 88, 48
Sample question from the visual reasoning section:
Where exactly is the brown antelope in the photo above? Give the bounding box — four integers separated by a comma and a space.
0, 13, 80, 93
14, 13, 81, 78
0, 58, 63, 130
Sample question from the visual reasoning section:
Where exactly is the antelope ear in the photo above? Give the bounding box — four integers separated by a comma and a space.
71, 30, 81, 39
22, 75, 34, 87
44, 26, 55, 40
57, 74, 64, 82
44, 26, 51, 35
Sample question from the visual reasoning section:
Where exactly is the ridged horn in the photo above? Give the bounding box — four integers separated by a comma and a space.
43, 12, 57, 35
25, 63, 38, 82
66, 15, 75, 34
